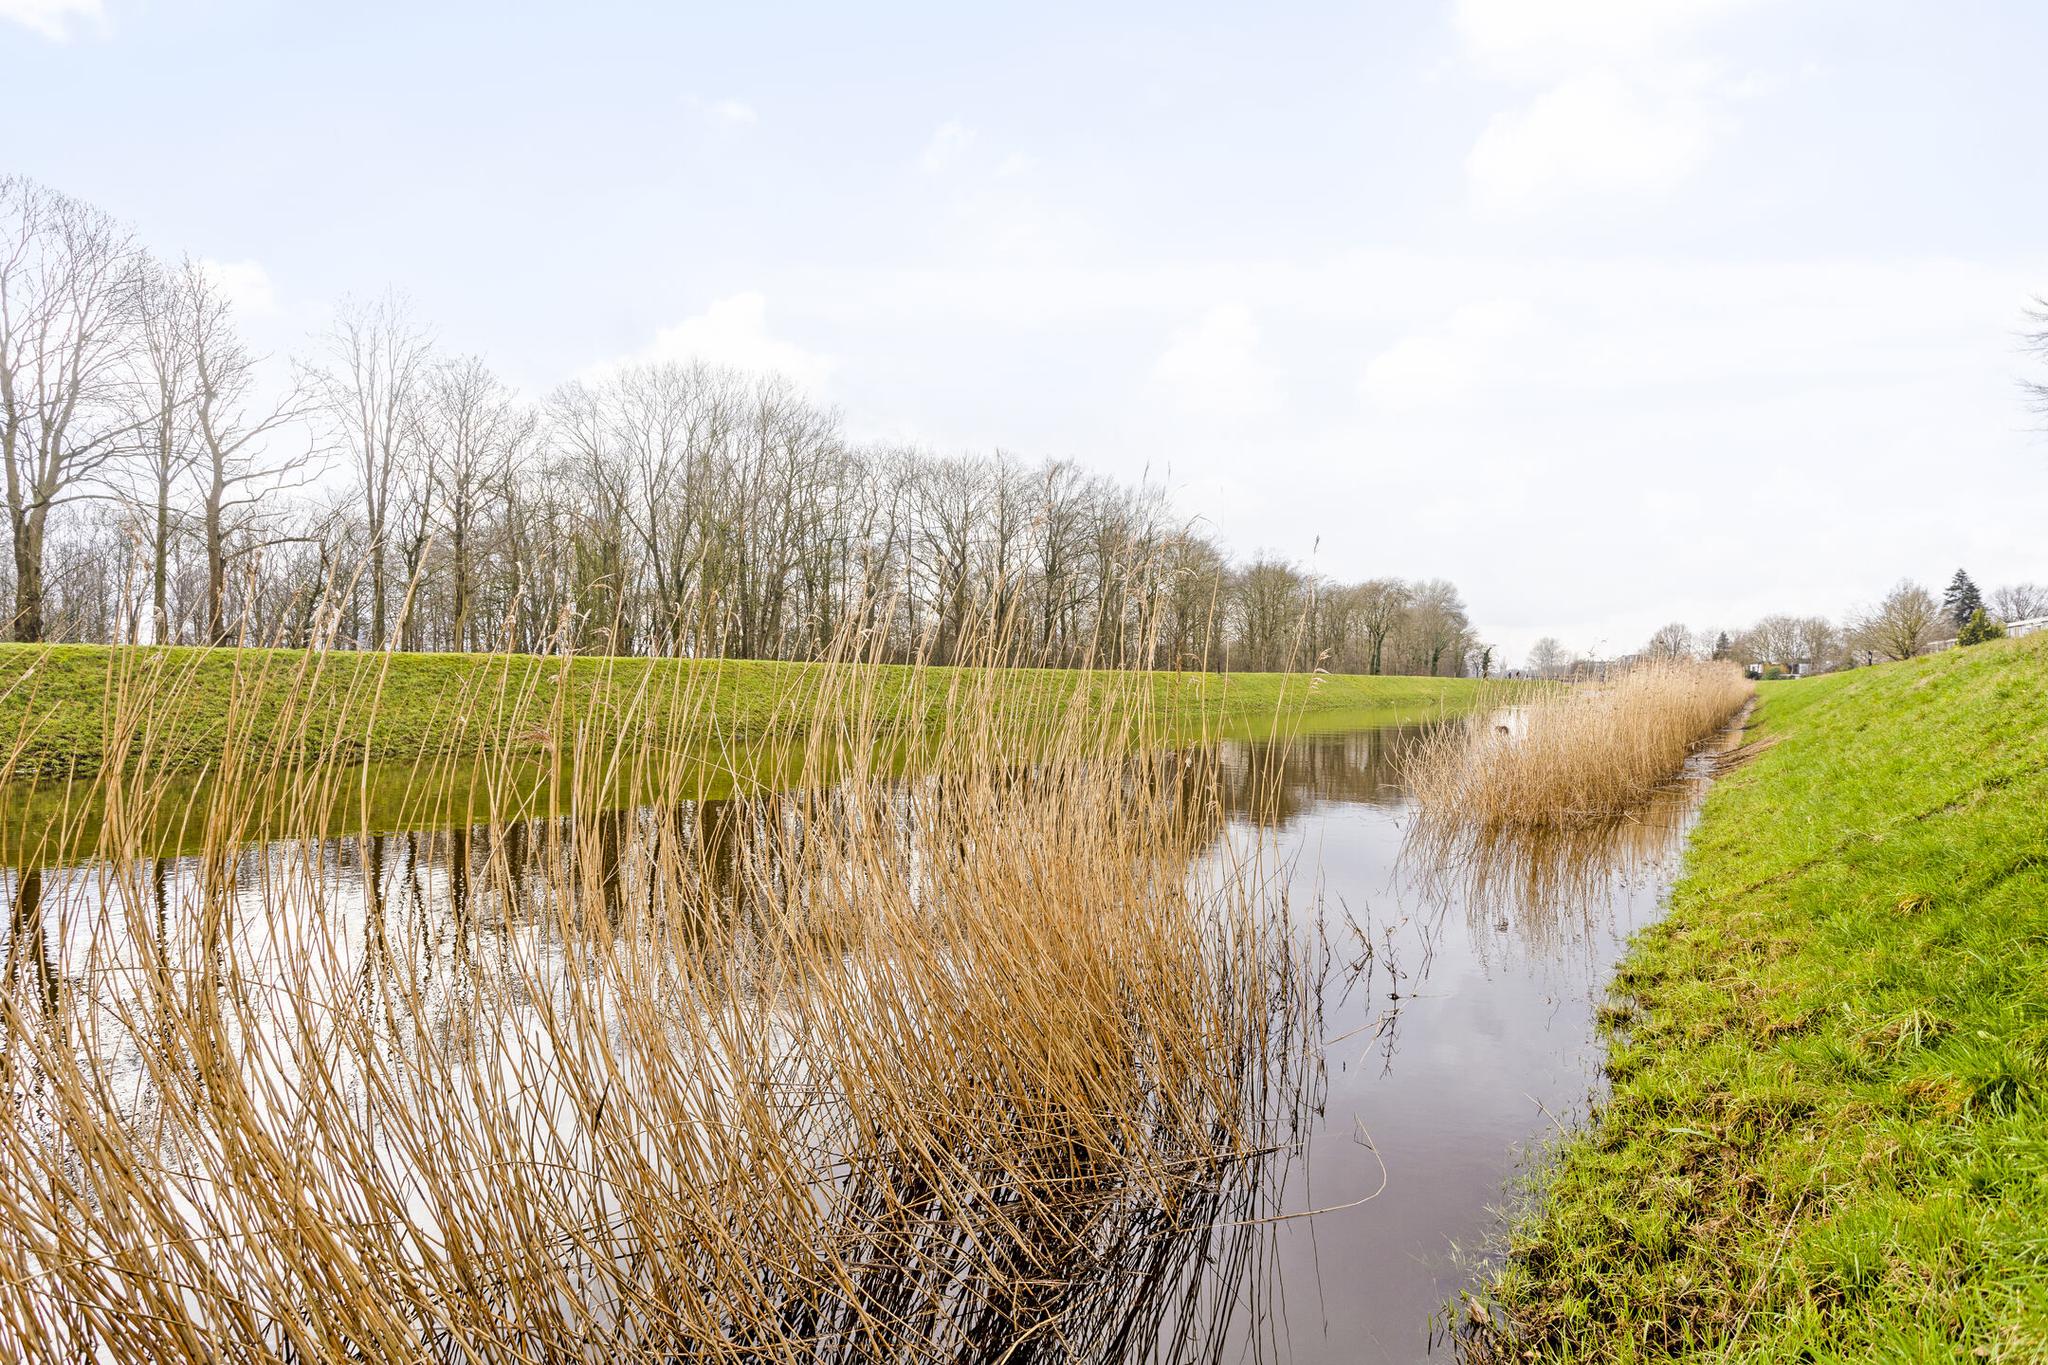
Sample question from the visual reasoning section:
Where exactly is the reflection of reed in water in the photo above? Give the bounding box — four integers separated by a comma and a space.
1404, 717, 1741, 959
0, 659, 1319, 1364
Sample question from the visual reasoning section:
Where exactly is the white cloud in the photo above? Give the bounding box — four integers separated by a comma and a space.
1466, 69, 1722, 214
199, 258, 278, 318
1455, 0, 1778, 214
617, 293, 836, 392
1361, 299, 1532, 410
763, 245, 2045, 664
705, 98, 757, 127
1147, 306, 1281, 419
943, 185, 1088, 262
1454, 0, 1766, 80
919, 120, 977, 174
0, 0, 103, 40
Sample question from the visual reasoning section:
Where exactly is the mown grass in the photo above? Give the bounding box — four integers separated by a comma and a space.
1478, 632, 2048, 1362
0, 643, 1495, 780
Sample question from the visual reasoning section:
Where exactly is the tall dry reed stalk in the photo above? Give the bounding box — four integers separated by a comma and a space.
0, 623, 1314, 1361
1404, 659, 1752, 831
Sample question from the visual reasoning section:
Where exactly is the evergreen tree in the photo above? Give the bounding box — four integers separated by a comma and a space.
1942, 569, 1983, 628
1957, 608, 2005, 647
1711, 631, 1732, 660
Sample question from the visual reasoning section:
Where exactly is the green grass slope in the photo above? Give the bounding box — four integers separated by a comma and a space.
1486, 633, 2048, 1362
0, 643, 1493, 779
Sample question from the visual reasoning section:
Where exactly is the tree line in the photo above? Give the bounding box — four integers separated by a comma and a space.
1519, 570, 2046, 680
0, 176, 1483, 675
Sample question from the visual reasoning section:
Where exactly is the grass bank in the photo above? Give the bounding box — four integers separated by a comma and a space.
0, 630, 1319, 1360
0, 642, 1495, 780
1482, 633, 2048, 1361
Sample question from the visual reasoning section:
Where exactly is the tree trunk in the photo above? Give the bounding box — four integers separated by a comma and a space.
205, 493, 227, 646
369, 546, 386, 649
154, 478, 171, 644
12, 515, 45, 644
451, 523, 470, 652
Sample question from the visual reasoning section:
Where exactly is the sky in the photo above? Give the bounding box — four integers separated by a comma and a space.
8, 0, 2048, 663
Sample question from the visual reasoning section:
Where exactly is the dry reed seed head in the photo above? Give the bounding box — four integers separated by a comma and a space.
1404, 660, 1751, 833
0, 636, 1311, 1362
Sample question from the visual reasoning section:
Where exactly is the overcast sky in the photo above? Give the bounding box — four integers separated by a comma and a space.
10, 0, 2047, 662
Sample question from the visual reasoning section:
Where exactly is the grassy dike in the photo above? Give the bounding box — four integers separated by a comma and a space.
1484, 633, 2048, 1361
0, 642, 1494, 780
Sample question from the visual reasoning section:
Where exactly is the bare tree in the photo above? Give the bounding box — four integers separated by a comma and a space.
1405, 578, 1471, 677
13, 178, 1523, 675
1744, 614, 1804, 671
2025, 297, 2048, 419
185, 263, 320, 643
1794, 615, 1838, 673
1853, 581, 1940, 662
313, 293, 431, 647
547, 381, 635, 653
127, 257, 198, 641
1229, 556, 1308, 673
1644, 622, 1694, 659
1989, 582, 2048, 623
1153, 530, 1225, 670
0, 177, 147, 641
1351, 578, 1409, 676
910, 455, 989, 664
614, 362, 723, 651
411, 356, 529, 650
1031, 461, 1096, 662
1525, 636, 1566, 678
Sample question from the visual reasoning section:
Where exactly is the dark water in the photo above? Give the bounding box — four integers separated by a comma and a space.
0, 717, 1715, 1363
1208, 726, 1709, 1363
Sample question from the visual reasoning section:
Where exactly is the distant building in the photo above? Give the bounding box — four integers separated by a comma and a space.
1924, 615, 2045, 654
1744, 660, 1815, 679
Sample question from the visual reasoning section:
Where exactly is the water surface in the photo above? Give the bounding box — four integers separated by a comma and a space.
1204, 723, 1713, 1362
0, 714, 1719, 1362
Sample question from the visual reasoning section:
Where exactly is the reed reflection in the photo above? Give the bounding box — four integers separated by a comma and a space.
0, 708, 1725, 1365
1401, 715, 1737, 962
0, 749, 1313, 1364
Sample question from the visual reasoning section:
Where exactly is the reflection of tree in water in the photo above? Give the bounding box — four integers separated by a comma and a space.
0, 773, 1315, 1364
422, 788, 1312, 1361
1202, 724, 1433, 828
3, 869, 57, 1076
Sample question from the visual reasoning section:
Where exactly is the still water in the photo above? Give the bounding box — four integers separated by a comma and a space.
1208, 724, 1707, 1362
0, 716, 1716, 1363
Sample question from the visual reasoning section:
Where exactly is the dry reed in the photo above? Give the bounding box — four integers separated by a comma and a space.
1403, 659, 1752, 831
0, 624, 1315, 1361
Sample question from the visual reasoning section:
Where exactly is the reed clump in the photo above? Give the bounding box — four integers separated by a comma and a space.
0, 629, 1313, 1362
1404, 660, 1752, 831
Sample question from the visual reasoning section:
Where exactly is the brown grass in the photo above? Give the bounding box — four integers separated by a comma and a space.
1404, 659, 1753, 831
0, 628, 1314, 1360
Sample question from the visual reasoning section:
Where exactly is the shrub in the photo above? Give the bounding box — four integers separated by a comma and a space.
1957, 608, 2005, 646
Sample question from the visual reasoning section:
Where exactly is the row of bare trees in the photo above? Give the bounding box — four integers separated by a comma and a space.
0, 176, 1480, 675
1, 177, 319, 647
1545, 577, 2048, 680
1822, 577, 2045, 664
